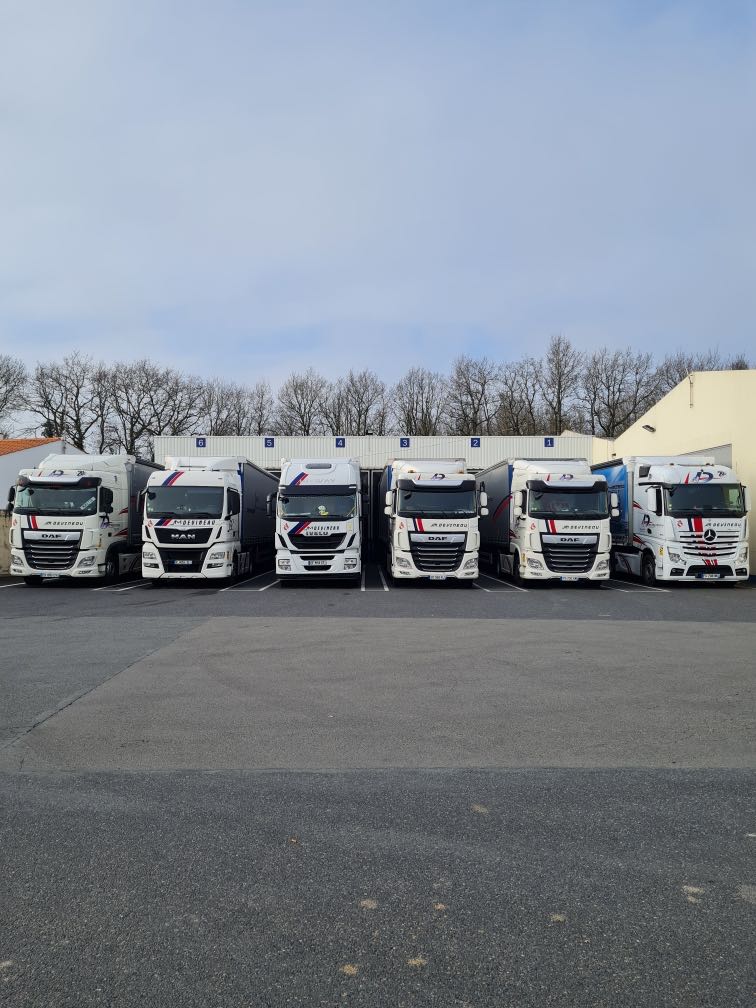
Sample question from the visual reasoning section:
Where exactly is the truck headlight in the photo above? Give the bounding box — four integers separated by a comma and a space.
396, 557, 411, 568
78, 555, 96, 567
278, 558, 291, 570
596, 558, 609, 570
143, 548, 158, 560
737, 546, 748, 562
667, 550, 682, 563
526, 557, 543, 570
463, 558, 477, 569
345, 558, 358, 569
10, 554, 22, 568
208, 551, 227, 561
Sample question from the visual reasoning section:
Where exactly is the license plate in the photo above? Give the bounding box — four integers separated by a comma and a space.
173, 560, 193, 566
698, 572, 722, 580
307, 560, 330, 567
429, 575, 447, 581
561, 576, 579, 582
40, 573, 60, 579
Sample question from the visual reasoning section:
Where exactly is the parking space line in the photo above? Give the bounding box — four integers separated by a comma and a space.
219, 570, 275, 592
608, 578, 670, 594
111, 580, 151, 592
91, 582, 118, 592
0, 582, 23, 588
478, 572, 529, 593
473, 582, 493, 592
377, 567, 390, 592
257, 579, 279, 591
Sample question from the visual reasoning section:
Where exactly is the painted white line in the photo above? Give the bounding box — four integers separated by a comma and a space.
112, 580, 150, 592
608, 578, 670, 594
478, 572, 526, 593
377, 567, 390, 592
360, 568, 366, 592
0, 582, 23, 588
219, 570, 274, 592
473, 582, 493, 592
257, 579, 280, 591
606, 585, 632, 592
91, 582, 118, 592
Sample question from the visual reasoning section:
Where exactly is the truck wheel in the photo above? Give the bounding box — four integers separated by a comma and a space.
103, 553, 117, 583
494, 551, 504, 579
512, 551, 523, 585
641, 553, 656, 586
24, 576, 42, 585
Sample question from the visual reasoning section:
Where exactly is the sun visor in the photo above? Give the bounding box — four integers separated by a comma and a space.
278, 483, 357, 496
527, 479, 605, 492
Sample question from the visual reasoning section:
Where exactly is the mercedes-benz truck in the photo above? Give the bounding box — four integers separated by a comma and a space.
141, 456, 276, 582
379, 458, 486, 584
476, 458, 614, 584
273, 458, 362, 584
8, 453, 161, 583
591, 455, 750, 584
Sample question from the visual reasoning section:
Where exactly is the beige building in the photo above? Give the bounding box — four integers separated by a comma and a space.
592, 369, 755, 561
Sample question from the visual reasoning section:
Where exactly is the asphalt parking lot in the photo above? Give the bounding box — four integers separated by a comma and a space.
1, 567, 755, 1007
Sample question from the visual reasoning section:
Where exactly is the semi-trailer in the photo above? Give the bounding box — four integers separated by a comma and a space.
475, 458, 614, 583
8, 453, 161, 583
591, 455, 750, 584
379, 458, 486, 584
141, 456, 276, 582
272, 458, 362, 584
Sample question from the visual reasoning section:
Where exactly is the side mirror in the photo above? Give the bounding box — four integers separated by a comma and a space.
744, 486, 751, 513
611, 507, 620, 518
7, 486, 15, 504
100, 487, 114, 515
610, 492, 619, 508
480, 507, 489, 517
385, 491, 392, 507
479, 491, 488, 508
645, 487, 660, 515
266, 492, 274, 517
384, 505, 391, 516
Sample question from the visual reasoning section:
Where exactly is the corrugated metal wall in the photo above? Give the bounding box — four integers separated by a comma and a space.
154, 434, 596, 471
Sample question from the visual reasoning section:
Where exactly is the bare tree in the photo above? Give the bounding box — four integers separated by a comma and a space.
0, 354, 28, 434
342, 369, 389, 434
657, 349, 723, 392
495, 358, 544, 435
391, 367, 448, 435
726, 353, 751, 370
446, 356, 501, 435
26, 353, 108, 449
274, 368, 329, 435
578, 348, 660, 437
535, 335, 583, 433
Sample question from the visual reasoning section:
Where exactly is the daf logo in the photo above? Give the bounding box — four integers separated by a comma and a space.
562, 537, 579, 542
41, 533, 62, 539
428, 536, 445, 540
703, 529, 717, 543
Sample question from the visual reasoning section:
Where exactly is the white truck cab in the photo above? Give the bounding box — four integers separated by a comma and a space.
273, 458, 362, 584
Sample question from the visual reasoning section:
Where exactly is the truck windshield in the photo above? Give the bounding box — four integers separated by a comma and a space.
13, 483, 99, 516
146, 486, 224, 519
397, 488, 477, 518
529, 488, 608, 519
278, 493, 357, 520
664, 484, 745, 517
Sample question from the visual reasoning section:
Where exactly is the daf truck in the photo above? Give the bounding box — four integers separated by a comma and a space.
141, 456, 276, 582
8, 453, 161, 583
476, 458, 614, 584
379, 458, 487, 584
272, 458, 362, 584
591, 455, 750, 584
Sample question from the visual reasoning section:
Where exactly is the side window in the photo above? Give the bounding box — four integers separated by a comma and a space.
227, 489, 241, 516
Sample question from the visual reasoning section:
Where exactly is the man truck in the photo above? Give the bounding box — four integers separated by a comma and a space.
272, 458, 362, 584
141, 456, 276, 582
591, 455, 750, 584
380, 458, 487, 584
476, 458, 614, 584
8, 453, 161, 583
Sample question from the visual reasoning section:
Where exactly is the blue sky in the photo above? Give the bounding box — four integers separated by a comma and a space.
1, 1, 754, 387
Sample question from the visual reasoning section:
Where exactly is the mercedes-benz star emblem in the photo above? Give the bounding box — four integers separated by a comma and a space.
703, 529, 717, 543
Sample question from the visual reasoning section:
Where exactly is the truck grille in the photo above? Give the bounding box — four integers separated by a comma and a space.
289, 533, 345, 552
541, 535, 598, 574
409, 536, 466, 573
678, 531, 739, 560
157, 548, 209, 573
23, 532, 81, 570
154, 527, 213, 545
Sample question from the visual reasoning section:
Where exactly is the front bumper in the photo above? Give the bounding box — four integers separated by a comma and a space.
9, 548, 104, 579
390, 549, 478, 580
521, 552, 610, 582
142, 545, 234, 580
276, 549, 361, 577
658, 557, 749, 581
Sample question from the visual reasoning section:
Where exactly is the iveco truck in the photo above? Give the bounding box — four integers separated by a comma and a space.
476, 458, 614, 583
141, 456, 277, 582
379, 459, 486, 584
591, 455, 750, 584
272, 458, 362, 584
8, 453, 161, 583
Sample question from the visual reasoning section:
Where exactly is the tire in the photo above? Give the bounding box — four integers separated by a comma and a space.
512, 551, 523, 585
641, 552, 656, 587
24, 576, 42, 585
103, 552, 117, 584
493, 551, 504, 579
